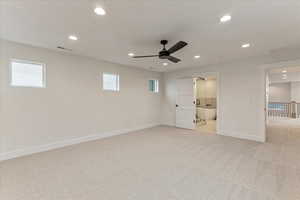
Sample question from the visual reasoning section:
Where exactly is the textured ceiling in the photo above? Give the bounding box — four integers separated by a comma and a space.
2, 0, 300, 71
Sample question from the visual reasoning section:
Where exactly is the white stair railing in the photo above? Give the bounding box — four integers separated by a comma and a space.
268, 102, 298, 118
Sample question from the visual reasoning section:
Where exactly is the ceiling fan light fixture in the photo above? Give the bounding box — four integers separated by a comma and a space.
128, 53, 135, 57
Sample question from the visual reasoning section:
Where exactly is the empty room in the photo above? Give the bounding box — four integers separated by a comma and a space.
1, 1, 300, 199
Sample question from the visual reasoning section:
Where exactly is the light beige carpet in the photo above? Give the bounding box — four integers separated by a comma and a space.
1, 123, 300, 200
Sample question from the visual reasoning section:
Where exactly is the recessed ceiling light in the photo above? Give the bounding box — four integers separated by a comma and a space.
241, 43, 250, 48
68, 35, 78, 41
282, 70, 287, 73
163, 63, 168, 66
282, 76, 287, 79
220, 15, 231, 23
94, 7, 106, 15
128, 53, 135, 57
194, 55, 200, 59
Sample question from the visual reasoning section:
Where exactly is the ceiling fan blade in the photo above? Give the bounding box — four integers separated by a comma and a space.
167, 41, 187, 54
167, 56, 181, 63
132, 55, 158, 58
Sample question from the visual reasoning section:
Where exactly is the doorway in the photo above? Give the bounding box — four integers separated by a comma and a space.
194, 76, 217, 133
265, 65, 300, 141
267, 66, 300, 121
175, 74, 219, 133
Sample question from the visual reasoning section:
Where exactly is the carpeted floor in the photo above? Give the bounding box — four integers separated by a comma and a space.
1, 122, 300, 199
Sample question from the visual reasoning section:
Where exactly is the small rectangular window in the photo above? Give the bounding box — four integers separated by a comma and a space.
103, 73, 119, 91
149, 79, 159, 93
10, 59, 45, 88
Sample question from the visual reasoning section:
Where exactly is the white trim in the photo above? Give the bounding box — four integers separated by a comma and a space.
0, 123, 160, 162
218, 130, 266, 143
162, 123, 176, 127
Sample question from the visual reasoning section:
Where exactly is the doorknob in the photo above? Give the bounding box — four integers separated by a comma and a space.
176, 104, 179, 107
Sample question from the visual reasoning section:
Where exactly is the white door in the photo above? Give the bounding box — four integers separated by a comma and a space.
175, 78, 196, 129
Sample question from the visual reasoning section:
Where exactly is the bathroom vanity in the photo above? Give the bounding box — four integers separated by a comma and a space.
197, 106, 216, 120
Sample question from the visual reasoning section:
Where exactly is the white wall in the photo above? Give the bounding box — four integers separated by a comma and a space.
269, 82, 291, 102
0, 40, 162, 157
291, 81, 300, 102
161, 59, 266, 142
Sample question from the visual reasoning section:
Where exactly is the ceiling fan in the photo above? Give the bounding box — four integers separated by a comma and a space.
132, 40, 188, 63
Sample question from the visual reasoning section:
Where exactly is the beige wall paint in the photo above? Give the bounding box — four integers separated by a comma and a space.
268, 82, 300, 102
269, 82, 291, 102
196, 79, 217, 99
0, 40, 162, 155
161, 59, 266, 142
291, 81, 300, 102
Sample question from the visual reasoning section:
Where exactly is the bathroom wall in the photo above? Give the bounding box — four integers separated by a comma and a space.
196, 78, 217, 107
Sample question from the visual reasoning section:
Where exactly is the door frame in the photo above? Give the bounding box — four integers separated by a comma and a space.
176, 71, 220, 135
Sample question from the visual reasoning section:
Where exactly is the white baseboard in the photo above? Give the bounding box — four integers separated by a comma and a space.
161, 123, 175, 127
0, 123, 160, 162
218, 131, 265, 143
162, 124, 265, 143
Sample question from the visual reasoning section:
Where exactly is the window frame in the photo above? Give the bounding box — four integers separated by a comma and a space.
149, 79, 159, 93
102, 72, 120, 92
10, 59, 46, 88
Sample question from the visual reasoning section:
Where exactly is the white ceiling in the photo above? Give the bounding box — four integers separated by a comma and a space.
269, 66, 300, 83
2, 0, 300, 72
269, 66, 300, 74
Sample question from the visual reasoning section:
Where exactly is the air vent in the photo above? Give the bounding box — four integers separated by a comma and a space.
57, 46, 72, 51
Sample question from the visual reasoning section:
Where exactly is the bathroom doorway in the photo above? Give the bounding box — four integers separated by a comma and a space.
194, 76, 217, 133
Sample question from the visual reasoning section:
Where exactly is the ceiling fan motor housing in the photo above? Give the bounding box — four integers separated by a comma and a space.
159, 50, 170, 59
159, 40, 169, 59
